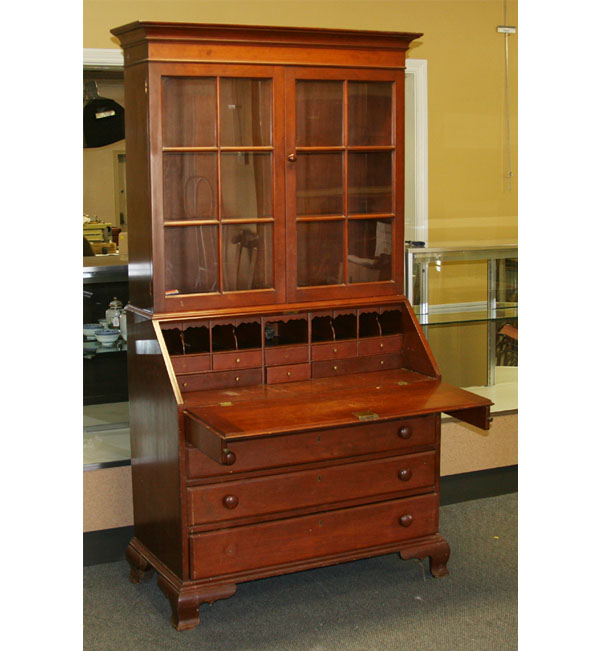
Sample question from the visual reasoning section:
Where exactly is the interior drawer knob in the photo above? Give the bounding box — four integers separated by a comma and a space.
398, 425, 412, 439
223, 495, 239, 509
399, 513, 413, 527
398, 468, 413, 481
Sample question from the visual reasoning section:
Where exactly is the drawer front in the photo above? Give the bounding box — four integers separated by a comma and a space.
189, 493, 438, 579
264, 345, 309, 366
357, 335, 403, 356
179, 368, 262, 392
187, 414, 437, 478
266, 363, 311, 385
212, 350, 262, 371
312, 353, 402, 378
171, 354, 210, 374
311, 340, 357, 361
188, 451, 435, 525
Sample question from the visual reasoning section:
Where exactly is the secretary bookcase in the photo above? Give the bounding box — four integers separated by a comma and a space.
112, 21, 492, 631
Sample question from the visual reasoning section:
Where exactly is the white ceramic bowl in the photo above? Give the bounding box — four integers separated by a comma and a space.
95, 329, 121, 346
83, 323, 103, 337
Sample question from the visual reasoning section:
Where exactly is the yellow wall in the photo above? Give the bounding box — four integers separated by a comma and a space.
84, 0, 517, 246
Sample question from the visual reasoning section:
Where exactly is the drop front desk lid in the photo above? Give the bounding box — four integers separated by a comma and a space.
183, 369, 492, 466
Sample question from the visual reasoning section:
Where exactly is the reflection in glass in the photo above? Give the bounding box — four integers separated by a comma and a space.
165, 225, 219, 295
297, 221, 344, 286
163, 153, 217, 220
296, 153, 343, 216
296, 80, 343, 146
223, 224, 273, 291
162, 77, 216, 147
348, 82, 393, 146
348, 219, 393, 283
348, 152, 393, 214
221, 153, 272, 219
220, 78, 272, 147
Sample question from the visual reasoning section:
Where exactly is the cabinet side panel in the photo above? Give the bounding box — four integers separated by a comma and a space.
127, 312, 184, 577
124, 64, 154, 311
401, 299, 440, 378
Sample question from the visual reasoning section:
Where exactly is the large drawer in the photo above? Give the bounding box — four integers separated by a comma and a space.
188, 451, 436, 525
186, 414, 437, 478
189, 492, 438, 580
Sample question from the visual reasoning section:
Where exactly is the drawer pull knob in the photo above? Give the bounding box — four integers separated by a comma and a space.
222, 449, 236, 465
398, 468, 413, 481
223, 495, 239, 509
236, 357, 241, 363
235, 376, 240, 382
287, 371, 292, 376
399, 514, 413, 527
333, 348, 338, 353
398, 426, 412, 439
380, 360, 385, 365
379, 343, 384, 349
333, 365, 338, 371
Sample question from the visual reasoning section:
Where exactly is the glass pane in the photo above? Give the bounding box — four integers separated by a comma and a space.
164, 225, 219, 295
222, 224, 273, 291
163, 153, 217, 220
297, 221, 344, 286
348, 219, 393, 283
296, 153, 343, 216
348, 82, 393, 146
348, 152, 393, 214
221, 153, 272, 219
162, 77, 216, 147
296, 80, 343, 146
220, 78, 272, 147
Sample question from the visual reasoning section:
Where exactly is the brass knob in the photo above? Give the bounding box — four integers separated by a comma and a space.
223, 449, 236, 465
235, 376, 240, 382
379, 343, 384, 349
236, 357, 241, 363
287, 371, 292, 377
399, 514, 413, 527
380, 360, 385, 365
398, 468, 413, 481
398, 426, 412, 439
288, 153, 297, 162
333, 348, 337, 353
333, 365, 338, 371
223, 495, 239, 509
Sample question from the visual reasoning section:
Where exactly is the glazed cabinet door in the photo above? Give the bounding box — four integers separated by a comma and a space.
285, 68, 406, 302
152, 64, 286, 312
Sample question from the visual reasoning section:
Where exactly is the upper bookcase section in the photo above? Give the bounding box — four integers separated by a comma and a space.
111, 21, 422, 69
111, 22, 422, 314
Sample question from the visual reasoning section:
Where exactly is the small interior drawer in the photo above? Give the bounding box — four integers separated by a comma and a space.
212, 350, 262, 371
170, 354, 211, 374
311, 340, 357, 361
264, 345, 309, 366
178, 368, 262, 392
357, 335, 403, 356
312, 353, 402, 378
266, 363, 311, 385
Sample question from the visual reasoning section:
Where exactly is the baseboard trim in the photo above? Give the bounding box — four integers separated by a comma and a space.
83, 465, 517, 566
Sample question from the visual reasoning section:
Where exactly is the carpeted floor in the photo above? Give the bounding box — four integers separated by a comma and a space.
84, 493, 517, 650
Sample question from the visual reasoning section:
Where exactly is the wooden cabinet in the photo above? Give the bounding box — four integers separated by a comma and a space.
113, 21, 492, 631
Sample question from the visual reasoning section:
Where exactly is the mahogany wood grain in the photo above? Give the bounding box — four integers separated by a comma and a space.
264, 345, 309, 366
312, 352, 402, 378
182, 376, 490, 443
127, 312, 186, 578
185, 413, 437, 477
189, 493, 438, 580
265, 362, 311, 384
187, 451, 435, 525
170, 354, 211, 374
178, 368, 262, 392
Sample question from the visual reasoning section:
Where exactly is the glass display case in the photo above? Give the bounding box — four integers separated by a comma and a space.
405, 242, 517, 411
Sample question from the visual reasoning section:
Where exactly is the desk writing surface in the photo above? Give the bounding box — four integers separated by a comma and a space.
184, 370, 492, 441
